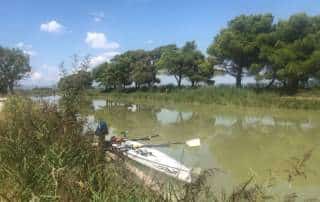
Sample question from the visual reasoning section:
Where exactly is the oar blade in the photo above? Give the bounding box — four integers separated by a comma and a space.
186, 138, 201, 147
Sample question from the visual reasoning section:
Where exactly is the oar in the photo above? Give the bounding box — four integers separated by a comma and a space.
130, 134, 159, 141
135, 138, 201, 148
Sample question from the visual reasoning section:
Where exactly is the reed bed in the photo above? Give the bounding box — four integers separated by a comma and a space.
101, 87, 320, 110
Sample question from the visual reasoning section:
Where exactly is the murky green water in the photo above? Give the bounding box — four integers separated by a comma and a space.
86, 98, 320, 199
32, 95, 320, 198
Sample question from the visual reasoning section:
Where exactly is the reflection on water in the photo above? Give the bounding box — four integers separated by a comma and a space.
90, 98, 320, 198
92, 100, 106, 111
31, 95, 61, 104
33, 97, 320, 198
156, 109, 193, 124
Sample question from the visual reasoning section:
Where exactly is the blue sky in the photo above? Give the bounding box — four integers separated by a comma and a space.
1, 0, 320, 86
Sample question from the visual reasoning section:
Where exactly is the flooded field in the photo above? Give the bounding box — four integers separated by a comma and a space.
87, 97, 320, 199
30, 95, 320, 199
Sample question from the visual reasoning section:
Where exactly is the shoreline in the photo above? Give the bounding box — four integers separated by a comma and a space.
0, 97, 6, 112
88, 88, 320, 110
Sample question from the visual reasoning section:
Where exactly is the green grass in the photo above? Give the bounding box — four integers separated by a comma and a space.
0, 96, 224, 201
0, 97, 162, 201
93, 86, 320, 110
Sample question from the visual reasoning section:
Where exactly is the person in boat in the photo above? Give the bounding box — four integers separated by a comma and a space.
95, 120, 125, 149
95, 120, 109, 148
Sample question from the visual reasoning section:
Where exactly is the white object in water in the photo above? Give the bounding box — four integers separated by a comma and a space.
119, 140, 192, 183
128, 104, 137, 112
185, 138, 201, 147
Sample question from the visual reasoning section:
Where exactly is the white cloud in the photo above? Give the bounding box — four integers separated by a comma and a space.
16, 42, 31, 49
90, 12, 105, 22
90, 51, 120, 67
145, 40, 154, 44
40, 20, 64, 33
85, 32, 119, 49
16, 42, 37, 56
28, 64, 60, 84
30, 71, 43, 80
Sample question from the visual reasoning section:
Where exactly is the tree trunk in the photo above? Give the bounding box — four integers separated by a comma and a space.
191, 81, 195, 87
177, 76, 182, 87
235, 68, 242, 88
287, 78, 299, 93
266, 71, 276, 89
8, 81, 14, 94
175, 75, 182, 87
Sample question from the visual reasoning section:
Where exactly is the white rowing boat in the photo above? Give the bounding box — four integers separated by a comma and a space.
118, 140, 193, 183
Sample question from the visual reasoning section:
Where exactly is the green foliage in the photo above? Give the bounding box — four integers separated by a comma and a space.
183, 41, 215, 86
93, 62, 119, 90
130, 50, 160, 88
0, 46, 31, 94
210, 13, 320, 91
58, 56, 94, 118
259, 13, 320, 91
58, 55, 93, 92
156, 44, 186, 87
208, 14, 274, 87
58, 70, 93, 92
109, 53, 134, 88
157, 41, 212, 87
93, 12, 320, 93
93, 45, 176, 90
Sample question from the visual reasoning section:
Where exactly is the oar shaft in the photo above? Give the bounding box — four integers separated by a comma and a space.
130, 134, 159, 141
137, 142, 184, 148
140, 143, 171, 148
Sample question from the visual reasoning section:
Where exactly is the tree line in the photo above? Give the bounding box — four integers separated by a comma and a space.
93, 41, 215, 90
209, 13, 320, 90
92, 12, 320, 91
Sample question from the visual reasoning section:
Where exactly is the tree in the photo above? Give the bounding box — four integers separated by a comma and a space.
157, 42, 214, 87
58, 55, 93, 91
149, 44, 178, 62
198, 58, 216, 85
109, 53, 133, 89
156, 45, 187, 87
0, 46, 31, 94
207, 14, 274, 87
130, 50, 159, 88
58, 70, 93, 91
93, 62, 111, 89
182, 41, 215, 87
253, 13, 320, 91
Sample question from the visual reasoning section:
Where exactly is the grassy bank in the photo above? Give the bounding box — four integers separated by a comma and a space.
0, 97, 235, 201
89, 87, 320, 110
0, 97, 163, 201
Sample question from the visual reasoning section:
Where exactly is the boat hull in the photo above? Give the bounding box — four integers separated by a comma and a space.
121, 141, 192, 183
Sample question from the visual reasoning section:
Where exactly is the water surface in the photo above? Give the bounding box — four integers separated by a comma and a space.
33, 96, 320, 199
89, 98, 320, 199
